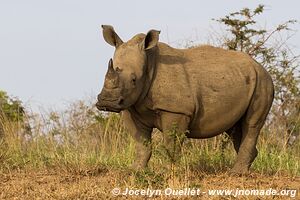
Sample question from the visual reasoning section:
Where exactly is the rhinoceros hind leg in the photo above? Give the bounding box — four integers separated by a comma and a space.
226, 121, 243, 154
230, 78, 273, 175
230, 124, 259, 175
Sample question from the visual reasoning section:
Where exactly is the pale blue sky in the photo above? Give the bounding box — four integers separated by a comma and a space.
0, 0, 299, 111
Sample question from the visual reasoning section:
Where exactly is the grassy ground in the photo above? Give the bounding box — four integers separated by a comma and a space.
0, 102, 299, 199
1, 169, 299, 199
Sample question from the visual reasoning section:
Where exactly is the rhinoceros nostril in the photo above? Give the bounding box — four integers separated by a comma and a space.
118, 97, 124, 105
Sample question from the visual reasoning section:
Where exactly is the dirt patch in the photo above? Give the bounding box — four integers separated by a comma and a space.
0, 169, 299, 199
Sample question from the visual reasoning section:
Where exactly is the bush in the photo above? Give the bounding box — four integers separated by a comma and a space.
0, 90, 28, 139
0, 91, 25, 122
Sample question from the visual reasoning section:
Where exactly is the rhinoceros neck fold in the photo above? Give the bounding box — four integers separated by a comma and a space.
135, 47, 158, 106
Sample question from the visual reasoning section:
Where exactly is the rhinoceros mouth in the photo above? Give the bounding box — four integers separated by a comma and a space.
96, 105, 122, 113
96, 100, 122, 113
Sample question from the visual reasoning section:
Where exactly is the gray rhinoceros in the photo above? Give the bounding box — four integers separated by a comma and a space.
96, 25, 274, 174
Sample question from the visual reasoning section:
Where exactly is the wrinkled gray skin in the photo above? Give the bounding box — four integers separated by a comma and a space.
96, 25, 274, 174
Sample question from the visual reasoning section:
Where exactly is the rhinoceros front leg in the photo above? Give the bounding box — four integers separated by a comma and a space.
159, 111, 190, 162
122, 110, 153, 169
131, 128, 152, 169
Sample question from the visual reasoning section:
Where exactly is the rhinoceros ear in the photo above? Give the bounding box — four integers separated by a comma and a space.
101, 25, 123, 48
142, 30, 160, 50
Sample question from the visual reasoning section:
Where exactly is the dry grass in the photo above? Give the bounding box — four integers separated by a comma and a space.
0, 169, 299, 199
0, 100, 299, 199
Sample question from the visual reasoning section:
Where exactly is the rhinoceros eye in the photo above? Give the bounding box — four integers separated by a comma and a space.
131, 73, 136, 86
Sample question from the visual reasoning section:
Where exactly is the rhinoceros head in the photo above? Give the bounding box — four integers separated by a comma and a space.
96, 25, 160, 112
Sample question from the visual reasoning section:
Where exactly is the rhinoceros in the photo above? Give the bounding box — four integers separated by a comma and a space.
96, 25, 274, 174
